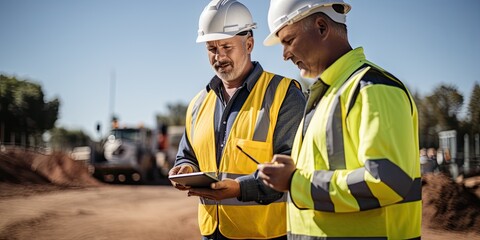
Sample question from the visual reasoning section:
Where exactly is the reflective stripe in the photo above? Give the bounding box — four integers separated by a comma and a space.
365, 159, 413, 198
189, 90, 208, 142
200, 198, 217, 205
201, 195, 287, 206
287, 233, 388, 239
218, 172, 243, 179
326, 66, 369, 170
347, 67, 413, 117
311, 170, 335, 212
348, 170, 421, 209
252, 74, 283, 142
399, 177, 422, 203
326, 93, 346, 170
347, 168, 380, 210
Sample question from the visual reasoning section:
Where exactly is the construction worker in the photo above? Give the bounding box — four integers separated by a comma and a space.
168, 0, 306, 239
258, 0, 421, 239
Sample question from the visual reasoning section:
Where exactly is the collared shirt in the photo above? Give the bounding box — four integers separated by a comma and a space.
176, 61, 306, 203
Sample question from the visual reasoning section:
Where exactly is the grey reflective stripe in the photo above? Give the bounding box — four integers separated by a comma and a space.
325, 66, 369, 170
200, 195, 287, 206
218, 172, 243, 180
347, 168, 380, 210
200, 198, 217, 205
346, 162, 420, 211
399, 177, 422, 203
252, 74, 284, 142
287, 232, 387, 239
199, 172, 287, 206
189, 90, 208, 141
365, 159, 413, 198
326, 94, 346, 170
347, 66, 413, 117
311, 170, 335, 212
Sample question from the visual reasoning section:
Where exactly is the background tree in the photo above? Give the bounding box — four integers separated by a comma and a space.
156, 101, 188, 127
49, 127, 91, 152
0, 74, 60, 145
424, 84, 464, 133
468, 83, 480, 135
414, 91, 437, 148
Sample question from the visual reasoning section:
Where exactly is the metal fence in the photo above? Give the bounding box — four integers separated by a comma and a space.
438, 130, 480, 178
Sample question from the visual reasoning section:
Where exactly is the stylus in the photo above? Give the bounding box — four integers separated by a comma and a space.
236, 145, 261, 165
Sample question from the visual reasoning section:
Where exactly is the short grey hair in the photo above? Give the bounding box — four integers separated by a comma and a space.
301, 12, 348, 41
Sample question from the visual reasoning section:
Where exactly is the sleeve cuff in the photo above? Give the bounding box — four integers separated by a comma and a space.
236, 174, 258, 202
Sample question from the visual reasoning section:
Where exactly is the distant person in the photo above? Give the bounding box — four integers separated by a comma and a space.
438, 148, 452, 174
157, 123, 168, 151
168, 0, 305, 239
420, 148, 429, 174
258, 0, 421, 239
425, 147, 439, 174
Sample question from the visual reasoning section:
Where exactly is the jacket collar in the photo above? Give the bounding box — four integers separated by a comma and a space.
320, 47, 366, 87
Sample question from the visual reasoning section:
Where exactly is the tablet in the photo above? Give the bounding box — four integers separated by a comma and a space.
169, 172, 219, 188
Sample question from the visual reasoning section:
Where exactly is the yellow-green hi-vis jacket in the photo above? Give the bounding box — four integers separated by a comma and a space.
186, 71, 299, 239
289, 48, 421, 239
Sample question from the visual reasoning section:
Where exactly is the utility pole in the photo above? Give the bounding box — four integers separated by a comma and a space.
109, 69, 116, 130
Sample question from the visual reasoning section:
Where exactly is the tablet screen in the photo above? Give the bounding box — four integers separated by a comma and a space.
169, 172, 219, 188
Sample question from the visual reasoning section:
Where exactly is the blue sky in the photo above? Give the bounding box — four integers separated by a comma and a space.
1, 0, 479, 139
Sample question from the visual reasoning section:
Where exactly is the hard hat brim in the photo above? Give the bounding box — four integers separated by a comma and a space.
264, 32, 281, 46
197, 32, 239, 43
263, 3, 350, 46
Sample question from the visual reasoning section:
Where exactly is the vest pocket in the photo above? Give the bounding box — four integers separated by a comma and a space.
236, 138, 273, 164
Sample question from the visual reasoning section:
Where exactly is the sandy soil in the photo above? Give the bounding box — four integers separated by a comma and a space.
1, 149, 480, 240
0, 184, 200, 240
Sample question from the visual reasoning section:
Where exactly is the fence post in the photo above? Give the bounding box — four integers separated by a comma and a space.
439, 130, 458, 179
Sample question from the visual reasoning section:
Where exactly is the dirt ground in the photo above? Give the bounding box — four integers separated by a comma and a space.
1, 149, 480, 240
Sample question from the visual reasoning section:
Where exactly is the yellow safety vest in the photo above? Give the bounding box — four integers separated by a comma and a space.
289, 48, 421, 239
186, 71, 297, 239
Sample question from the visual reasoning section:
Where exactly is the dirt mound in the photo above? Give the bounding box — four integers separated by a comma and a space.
0, 149, 100, 187
0, 150, 50, 184
422, 173, 480, 233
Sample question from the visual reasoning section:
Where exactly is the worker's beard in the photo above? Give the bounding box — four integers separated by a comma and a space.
213, 58, 248, 83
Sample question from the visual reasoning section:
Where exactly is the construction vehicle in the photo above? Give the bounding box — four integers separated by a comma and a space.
90, 121, 184, 184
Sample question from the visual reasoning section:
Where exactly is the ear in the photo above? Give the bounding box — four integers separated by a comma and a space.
314, 16, 328, 38
246, 36, 254, 53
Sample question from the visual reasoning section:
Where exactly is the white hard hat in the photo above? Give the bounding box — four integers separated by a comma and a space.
197, 0, 257, 43
264, 0, 351, 46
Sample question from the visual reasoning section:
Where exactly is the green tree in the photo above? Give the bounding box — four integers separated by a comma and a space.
414, 91, 437, 148
156, 101, 188, 127
468, 82, 480, 134
0, 74, 60, 145
424, 84, 464, 133
49, 127, 91, 151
